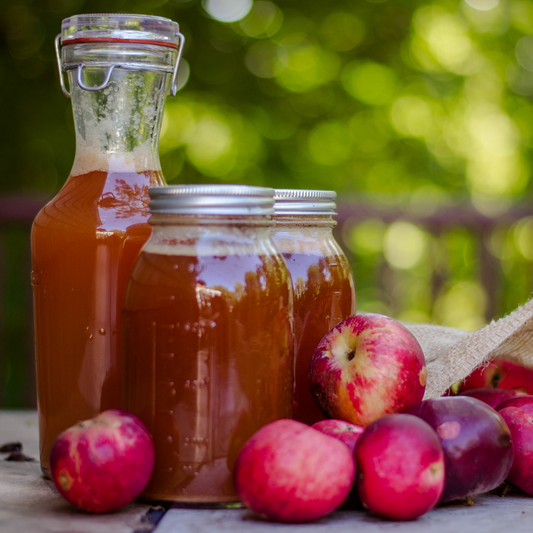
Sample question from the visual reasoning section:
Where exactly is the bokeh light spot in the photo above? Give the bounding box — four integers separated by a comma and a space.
245, 41, 283, 78
465, 0, 499, 11
203, 0, 253, 23
320, 12, 365, 52
384, 222, 428, 270
239, 1, 282, 38
308, 121, 352, 166
276, 36, 340, 92
516, 37, 533, 72
435, 282, 487, 331
513, 217, 533, 261
390, 96, 432, 138
186, 116, 232, 164
342, 62, 397, 106
414, 7, 479, 74
346, 219, 386, 255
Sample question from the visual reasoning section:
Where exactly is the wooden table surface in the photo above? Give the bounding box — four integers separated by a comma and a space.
3, 410, 533, 533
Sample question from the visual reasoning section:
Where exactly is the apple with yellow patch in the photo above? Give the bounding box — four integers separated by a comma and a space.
50, 409, 155, 513
309, 313, 427, 427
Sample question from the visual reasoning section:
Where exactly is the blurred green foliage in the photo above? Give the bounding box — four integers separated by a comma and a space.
3, 0, 533, 201
3, 0, 533, 407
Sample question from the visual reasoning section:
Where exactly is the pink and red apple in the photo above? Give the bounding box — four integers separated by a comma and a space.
355, 414, 445, 520
311, 419, 364, 453
309, 313, 427, 427
497, 394, 533, 413
461, 358, 533, 394
50, 409, 155, 513
233, 419, 355, 523
499, 405, 533, 494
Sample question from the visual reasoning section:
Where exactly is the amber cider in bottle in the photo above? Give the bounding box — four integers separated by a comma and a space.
31, 14, 185, 476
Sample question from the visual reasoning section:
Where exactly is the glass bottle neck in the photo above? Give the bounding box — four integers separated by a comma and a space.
68, 68, 168, 176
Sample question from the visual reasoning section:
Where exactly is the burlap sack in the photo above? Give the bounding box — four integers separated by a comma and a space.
404, 298, 533, 399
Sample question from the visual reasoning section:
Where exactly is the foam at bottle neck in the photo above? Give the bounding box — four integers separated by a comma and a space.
71, 141, 161, 175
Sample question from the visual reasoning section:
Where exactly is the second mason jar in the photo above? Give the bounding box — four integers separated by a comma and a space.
272, 189, 356, 425
123, 185, 294, 504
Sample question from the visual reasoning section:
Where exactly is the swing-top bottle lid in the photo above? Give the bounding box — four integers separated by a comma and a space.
61, 13, 181, 48
273, 189, 337, 216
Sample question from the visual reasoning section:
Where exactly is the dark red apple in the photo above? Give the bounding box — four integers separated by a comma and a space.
499, 406, 533, 494
459, 388, 524, 409
309, 313, 427, 427
408, 396, 513, 502
311, 419, 364, 453
497, 395, 533, 413
234, 419, 355, 523
461, 358, 533, 394
355, 414, 444, 520
50, 409, 155, 513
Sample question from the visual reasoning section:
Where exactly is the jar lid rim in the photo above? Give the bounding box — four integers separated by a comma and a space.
274, 189, 337, 200
149, 185, 275, 216
273, 189, 337, 215
61, 13, 180, 45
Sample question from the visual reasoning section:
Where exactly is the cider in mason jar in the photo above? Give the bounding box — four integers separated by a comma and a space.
124, 185, 294, 504
272, 189, 356, 425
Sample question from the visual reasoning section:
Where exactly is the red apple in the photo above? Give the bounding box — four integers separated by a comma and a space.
355, 414, 445, 520
461, 358, 533, 394
499, 406, 533, 494
459, 388, 524, 409
309, 313, 427, 427
311, 419, 364, 454
233, 419, 355, 523
408, 397, 514, 502
497, 395, 533, 413
50, 409, 155, 513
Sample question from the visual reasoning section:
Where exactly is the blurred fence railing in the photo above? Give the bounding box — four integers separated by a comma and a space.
335, 199, 533, 326
2, 194, 533, 408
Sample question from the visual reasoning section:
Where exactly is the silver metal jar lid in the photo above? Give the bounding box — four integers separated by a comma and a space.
149, 185, 275, 216
273, 189, 337, 215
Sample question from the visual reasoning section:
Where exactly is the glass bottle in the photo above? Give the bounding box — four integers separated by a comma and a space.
31, 14, 185, 476
124, 185, 294, 504
271, 190, 356, 425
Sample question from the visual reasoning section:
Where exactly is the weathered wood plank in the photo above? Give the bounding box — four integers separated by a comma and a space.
156, 495, 533, 533
0, 410, 153, 533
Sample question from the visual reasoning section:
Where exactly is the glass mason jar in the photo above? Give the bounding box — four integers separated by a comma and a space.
124, 185, 294, 504
271, 190, 356, 425
31, 14, 185, 476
